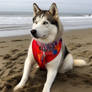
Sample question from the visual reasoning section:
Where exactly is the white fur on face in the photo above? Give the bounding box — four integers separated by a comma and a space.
32, 15, 57, 43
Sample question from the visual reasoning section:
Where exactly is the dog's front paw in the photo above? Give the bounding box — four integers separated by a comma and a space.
42, 88, 50, 92
14, 83, 24, 91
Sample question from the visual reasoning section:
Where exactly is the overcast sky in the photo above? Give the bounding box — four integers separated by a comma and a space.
0, 0, 92, 14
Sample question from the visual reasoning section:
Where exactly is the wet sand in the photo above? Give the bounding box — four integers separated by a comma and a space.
0, 29, 92, 92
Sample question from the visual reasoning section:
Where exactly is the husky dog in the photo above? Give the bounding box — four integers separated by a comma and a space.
14, 3, 87, 92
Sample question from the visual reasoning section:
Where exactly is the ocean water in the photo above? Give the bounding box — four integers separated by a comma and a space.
0, 16, 92, 37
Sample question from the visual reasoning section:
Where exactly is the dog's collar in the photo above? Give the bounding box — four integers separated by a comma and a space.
36, 38, 62, 52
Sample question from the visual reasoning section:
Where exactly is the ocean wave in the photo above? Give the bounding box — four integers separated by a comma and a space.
0, 16, 92, 37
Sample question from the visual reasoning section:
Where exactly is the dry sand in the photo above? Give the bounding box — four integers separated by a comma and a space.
0, 29, 92, 92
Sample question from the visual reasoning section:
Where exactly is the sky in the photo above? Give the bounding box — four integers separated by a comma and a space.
0, 0, 92, 15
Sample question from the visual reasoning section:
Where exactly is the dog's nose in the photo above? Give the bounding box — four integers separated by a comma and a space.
31, 29, 37, 35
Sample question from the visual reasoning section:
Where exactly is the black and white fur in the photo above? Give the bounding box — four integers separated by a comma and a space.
14, 3, 87, 92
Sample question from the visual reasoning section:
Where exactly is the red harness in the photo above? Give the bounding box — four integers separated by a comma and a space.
32, 39, 62, 69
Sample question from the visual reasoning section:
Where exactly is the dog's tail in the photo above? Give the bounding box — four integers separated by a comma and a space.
73, 59, 88, 67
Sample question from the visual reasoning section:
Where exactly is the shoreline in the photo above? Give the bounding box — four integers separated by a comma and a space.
0, 28, 92, 38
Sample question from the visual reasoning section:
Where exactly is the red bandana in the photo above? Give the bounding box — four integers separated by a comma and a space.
32, 39, 62, 69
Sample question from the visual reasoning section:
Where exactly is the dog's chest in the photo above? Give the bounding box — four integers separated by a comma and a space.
32, 39, 62, 69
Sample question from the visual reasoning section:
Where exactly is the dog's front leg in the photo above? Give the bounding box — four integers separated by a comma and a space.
42, 50, 62, 92
14, 43, 34, 91
42, 68, 58, 92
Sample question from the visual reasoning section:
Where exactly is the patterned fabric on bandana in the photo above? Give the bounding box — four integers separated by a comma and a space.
32, 39, 62, 69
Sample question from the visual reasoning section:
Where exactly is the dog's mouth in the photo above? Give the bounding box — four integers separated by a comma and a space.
32, 33, 48, 39
41, 35, 48, 39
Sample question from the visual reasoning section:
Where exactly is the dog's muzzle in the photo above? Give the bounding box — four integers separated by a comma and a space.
30, 29, 39, 38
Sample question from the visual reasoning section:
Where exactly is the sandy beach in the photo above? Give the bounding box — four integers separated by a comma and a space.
0, 29, 92, 92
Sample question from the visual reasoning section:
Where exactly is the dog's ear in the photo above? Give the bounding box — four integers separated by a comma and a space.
33, 3, 41, 16
49, 3, 58, 17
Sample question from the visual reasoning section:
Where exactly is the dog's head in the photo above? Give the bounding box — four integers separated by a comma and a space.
31, 3, 60, 43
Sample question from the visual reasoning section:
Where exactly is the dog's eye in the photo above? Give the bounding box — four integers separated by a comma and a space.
43, 21, 48, 25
